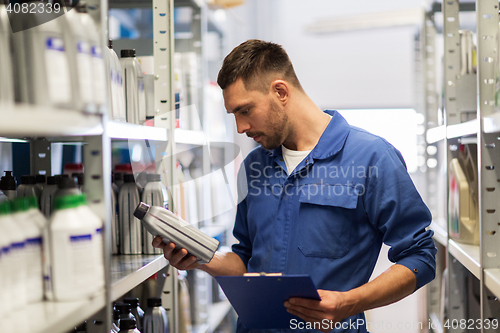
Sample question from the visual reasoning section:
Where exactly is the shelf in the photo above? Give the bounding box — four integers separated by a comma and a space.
446, 119, 478, 139
8, 291, 106, 333
484, 269, 500, 299
427, 125, 446, 144
6, 255, 168, 333
448, 239, 480, 279
175, 129, 207, 145
429, 220, 447, 247
483, 111, 500, 134
0, 105, 168, 142
111, 254, 168, 300
107, 121, 168, 141
0, 105, 102, 138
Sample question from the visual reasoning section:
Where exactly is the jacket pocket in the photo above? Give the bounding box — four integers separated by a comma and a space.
298, 184, 358, 259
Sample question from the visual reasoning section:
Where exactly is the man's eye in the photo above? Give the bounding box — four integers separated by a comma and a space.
241, 109, 249, 115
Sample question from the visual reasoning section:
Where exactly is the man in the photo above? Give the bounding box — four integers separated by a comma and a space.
153, 39, 436, 332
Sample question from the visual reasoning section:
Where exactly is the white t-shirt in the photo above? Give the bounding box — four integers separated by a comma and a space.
281, 145, 311, 175
281, 114, 332, 174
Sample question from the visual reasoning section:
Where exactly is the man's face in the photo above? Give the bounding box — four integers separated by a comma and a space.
223, 79, 288, 150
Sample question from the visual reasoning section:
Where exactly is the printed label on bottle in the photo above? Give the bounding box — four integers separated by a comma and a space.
76, 41, 93, 104
45, 37, 71, 105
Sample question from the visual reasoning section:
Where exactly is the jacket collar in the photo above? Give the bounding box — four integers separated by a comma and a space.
265, 110, 350, 160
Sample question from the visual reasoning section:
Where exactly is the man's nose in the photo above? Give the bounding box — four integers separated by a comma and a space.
236, 118, 250, 134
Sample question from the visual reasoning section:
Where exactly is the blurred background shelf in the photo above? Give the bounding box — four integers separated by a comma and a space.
448, 239, 480, 279
111, 255, 168, 300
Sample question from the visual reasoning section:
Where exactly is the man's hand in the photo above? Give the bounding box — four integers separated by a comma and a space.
152, 236, 200, 270
284, 289, 355, 333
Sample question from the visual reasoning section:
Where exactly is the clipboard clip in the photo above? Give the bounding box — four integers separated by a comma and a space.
243, 272, 283, 277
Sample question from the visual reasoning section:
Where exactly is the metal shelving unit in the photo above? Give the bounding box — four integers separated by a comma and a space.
7, 255, 168, 333
422, 1, 500, 332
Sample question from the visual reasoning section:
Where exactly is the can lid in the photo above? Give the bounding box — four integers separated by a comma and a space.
133, 202, 150, 220
146, 174, 161, 182
147, 297, 162, 308
53, 195, 81, 211
121, 49, 136, 58
123, 297, 140, 307
12, 197, 31, 212
119, 318, 137, 330
35, 174, 46, 184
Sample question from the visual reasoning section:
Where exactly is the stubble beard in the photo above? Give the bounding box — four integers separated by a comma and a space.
257, 99, 288, 150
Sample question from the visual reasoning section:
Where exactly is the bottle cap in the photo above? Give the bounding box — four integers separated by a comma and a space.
53, 195, 81, 211
55, 174, 69, 187
147, 297, 162, 308
121, 49, 136, 58
123, 174, 136, 183
119, 318, 137, 330
0, 171, 16, 191
123, 297, 140, 307
133, 202, 150, 220
114, 302, 132, 314
58, 177, 78, 190
35, 174, 46, 184
12, 197, 31, 212
21, 175, 36, 185
146, 174, 161, 182
47, 176, 56, 185
114, 173, 124, 182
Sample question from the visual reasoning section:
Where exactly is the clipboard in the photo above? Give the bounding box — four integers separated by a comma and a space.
215, 274, 320, 329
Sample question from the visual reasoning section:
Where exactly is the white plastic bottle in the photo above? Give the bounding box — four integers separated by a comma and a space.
120, 49, 146, 125
0, 2, 14, 109
57, 1, 95, 113
141, 174, 168, 254
48, 194, 97, 301
40, 176, 59, 217
108, 40, 127, 122
77, 194, 104, 293
12, 197, 44, 303
118, 174, 141, 254
10, 3, 74, 109
0, 201, 27, 311
0, 208, 12, 316
75, 2, 107, 113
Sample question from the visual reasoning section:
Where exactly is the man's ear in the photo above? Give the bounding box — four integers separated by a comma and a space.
271, 80, 289, 105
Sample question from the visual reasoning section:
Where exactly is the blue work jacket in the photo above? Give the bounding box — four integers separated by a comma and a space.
232, 110, 436, 333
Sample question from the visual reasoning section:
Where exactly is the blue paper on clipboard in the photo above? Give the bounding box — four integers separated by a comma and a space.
215, 275, 320, 329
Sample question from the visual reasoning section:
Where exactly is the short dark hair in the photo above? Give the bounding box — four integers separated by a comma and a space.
217, 39, 303, 93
